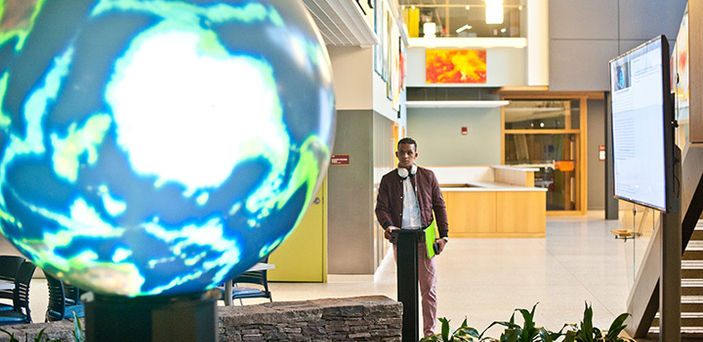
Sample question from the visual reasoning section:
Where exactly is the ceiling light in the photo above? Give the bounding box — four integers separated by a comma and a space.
465, 5, 470, 10
485, 0, 504, 24
500, 28, 506, 33
456, 24, 472, 33
423, 22, 437, 38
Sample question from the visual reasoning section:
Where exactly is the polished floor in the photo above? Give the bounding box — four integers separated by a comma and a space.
12, 212, 640, 336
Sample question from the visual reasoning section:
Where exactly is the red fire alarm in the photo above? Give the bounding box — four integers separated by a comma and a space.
461, 126, 468, 135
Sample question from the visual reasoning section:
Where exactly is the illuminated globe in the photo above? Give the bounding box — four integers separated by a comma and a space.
0, 0, 334, 296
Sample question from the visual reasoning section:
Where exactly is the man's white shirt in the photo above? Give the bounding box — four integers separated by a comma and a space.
401, 177, 422, 229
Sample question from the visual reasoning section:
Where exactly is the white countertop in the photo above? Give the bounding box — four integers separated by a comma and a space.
491, 165, 540, 172
440, 181, 547, 192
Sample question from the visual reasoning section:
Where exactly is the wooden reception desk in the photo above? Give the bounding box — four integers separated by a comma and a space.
430, 166, 547, 238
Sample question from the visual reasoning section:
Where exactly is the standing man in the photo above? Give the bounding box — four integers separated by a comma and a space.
375, 137, 449, 337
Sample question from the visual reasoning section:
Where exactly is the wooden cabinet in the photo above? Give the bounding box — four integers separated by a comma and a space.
443, 191, 496, 235
442, 190, 546, 238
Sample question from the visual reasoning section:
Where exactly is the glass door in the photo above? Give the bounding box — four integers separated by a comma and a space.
502, 98, 587, 214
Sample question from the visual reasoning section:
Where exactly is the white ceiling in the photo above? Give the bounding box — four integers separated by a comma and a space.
302, 0, 379, 46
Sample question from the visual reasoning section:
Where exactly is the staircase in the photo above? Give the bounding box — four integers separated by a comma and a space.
649, 221, 703, 340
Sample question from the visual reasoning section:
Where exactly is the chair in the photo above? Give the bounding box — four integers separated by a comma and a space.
45, 273, 85, 322
224, 257, 273, 305
0, 256, 24, 311
63, 281, 84, 307
0, 260, 35, 325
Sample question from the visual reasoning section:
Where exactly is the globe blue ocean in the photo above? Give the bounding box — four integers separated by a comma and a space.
0, 0, 335, 296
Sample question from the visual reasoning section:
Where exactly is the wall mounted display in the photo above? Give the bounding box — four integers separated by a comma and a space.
391, 39, 405, 111
672, 6, 690, 148
674, 10, 690, 113
387, 16, 398, 104
373, 0, 384, 77
609, 36, 673, 212
375, 0, 403, 110
0, 0, 335, 297
426, 49, 487, 84
383, 6, 391, 83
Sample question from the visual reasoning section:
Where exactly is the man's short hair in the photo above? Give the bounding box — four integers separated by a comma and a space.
397, 137, 417, 151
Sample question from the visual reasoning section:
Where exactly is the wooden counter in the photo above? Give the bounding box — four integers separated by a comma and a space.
440, 182, 547, 238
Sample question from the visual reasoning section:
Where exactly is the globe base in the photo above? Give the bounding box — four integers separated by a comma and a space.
84, 289, 220, 342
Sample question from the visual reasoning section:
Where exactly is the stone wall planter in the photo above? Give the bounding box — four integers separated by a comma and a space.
0, 296, 402, 342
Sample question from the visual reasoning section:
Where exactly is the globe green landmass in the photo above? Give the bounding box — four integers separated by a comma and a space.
0, 0, 334, 296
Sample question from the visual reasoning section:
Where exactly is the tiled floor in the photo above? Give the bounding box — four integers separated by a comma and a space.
10, 212, 641, 336
249, 212, 640, 337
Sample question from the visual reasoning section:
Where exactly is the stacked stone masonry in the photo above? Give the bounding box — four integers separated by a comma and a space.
218, 296, 402, 341
0, 296, 402, 342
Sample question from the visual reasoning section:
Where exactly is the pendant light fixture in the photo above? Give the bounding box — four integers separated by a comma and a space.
485, 0, 504, 24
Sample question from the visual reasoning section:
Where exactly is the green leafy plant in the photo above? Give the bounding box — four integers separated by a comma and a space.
0, 327, 61, 342
0, 327, 21, 342
420, 317, 481, 341
421, 302, 635, 342
72, 311, 84, 342
0, 312, 83, 342
479, 303, 564, 342
563, 302, 633, 342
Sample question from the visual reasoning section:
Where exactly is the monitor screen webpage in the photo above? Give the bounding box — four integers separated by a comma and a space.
609, 37, 669, 211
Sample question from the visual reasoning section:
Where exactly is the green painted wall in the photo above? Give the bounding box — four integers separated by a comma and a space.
407, 107, 501, 166
328, 110, 374, 274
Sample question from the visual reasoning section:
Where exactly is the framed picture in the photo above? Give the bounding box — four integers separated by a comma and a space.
373, 0, 383, 77
426, 49, 487, 84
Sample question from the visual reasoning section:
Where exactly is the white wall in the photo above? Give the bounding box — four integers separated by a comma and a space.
328, 46, 405, 130
328, 46, 374, 110
372, 72, 406, 125
549, 0, 686, 91
407, 107, 502, 166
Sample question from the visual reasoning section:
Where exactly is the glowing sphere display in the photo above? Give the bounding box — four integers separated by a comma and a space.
0, 0, 334, 296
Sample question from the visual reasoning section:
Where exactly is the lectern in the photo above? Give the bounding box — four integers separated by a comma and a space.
394, 229, 424, 342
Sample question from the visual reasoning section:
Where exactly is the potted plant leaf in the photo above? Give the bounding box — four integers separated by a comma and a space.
478, 303, 565, 342
563, 302, 634, 342
420, 317, 481, 342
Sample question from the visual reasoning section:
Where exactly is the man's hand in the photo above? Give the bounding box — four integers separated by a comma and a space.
384, 226, 399, 240
434, 238, 447, 254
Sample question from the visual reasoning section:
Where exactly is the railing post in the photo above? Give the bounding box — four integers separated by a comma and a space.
660, 146, 682, 342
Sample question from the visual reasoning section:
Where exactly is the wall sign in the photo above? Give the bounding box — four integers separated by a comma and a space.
599, 145, 606, 161
331, 154, 350, 165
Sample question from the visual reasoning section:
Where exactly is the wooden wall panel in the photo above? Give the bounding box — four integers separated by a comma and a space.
443, 191, 496, 237
496, 192, 546, 236
442, 190, 545, 238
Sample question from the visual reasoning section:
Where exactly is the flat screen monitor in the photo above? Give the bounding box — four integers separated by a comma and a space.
609, 35, 674, 212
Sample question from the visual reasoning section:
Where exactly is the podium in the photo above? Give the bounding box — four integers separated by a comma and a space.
394, 229, 424, 342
